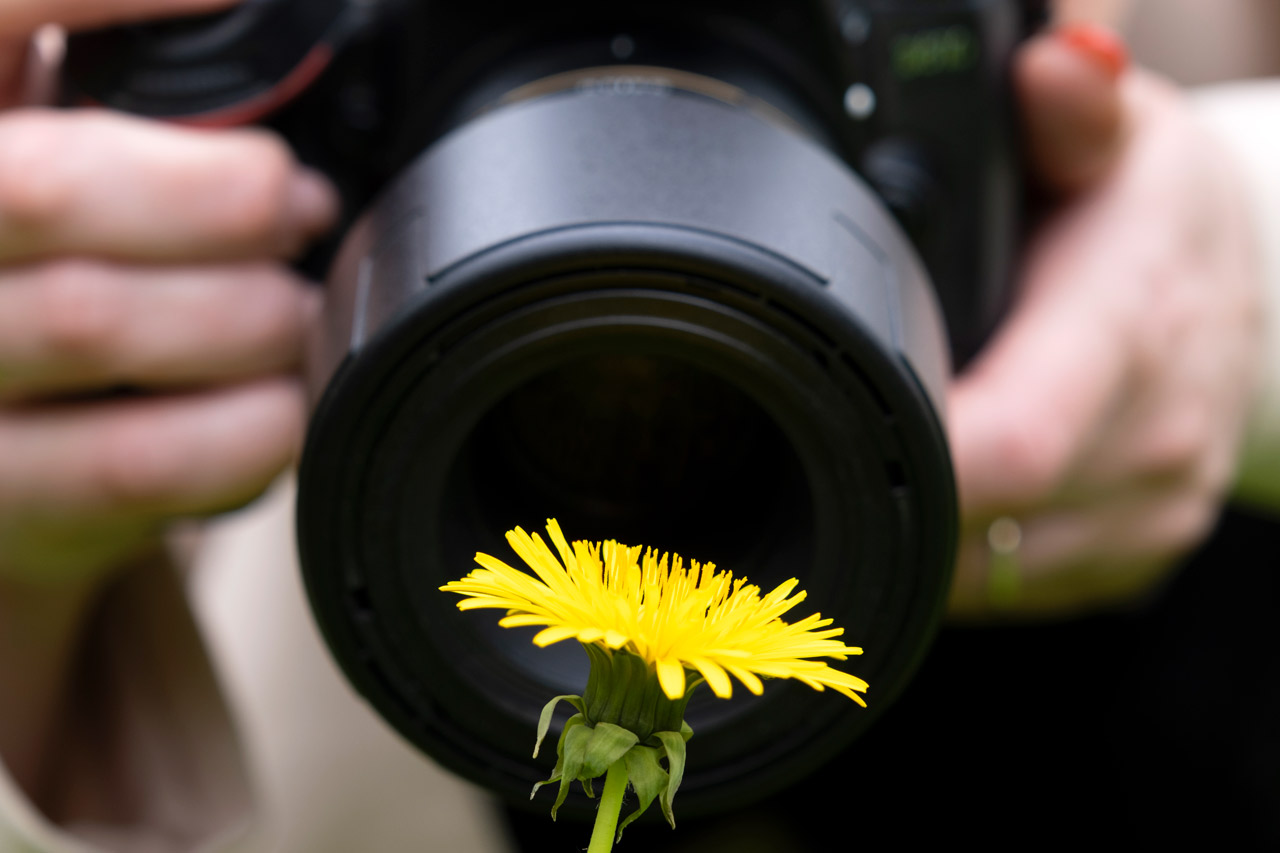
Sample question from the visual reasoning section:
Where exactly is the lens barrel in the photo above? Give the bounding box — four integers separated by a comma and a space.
298, 71, 956, 814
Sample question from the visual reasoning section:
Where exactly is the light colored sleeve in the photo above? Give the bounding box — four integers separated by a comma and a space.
0, 555, 256, 853
0, 767, 93, 853
188, 478, 515, 853
0, 477, 515, 853
1192, 81, 1280, 509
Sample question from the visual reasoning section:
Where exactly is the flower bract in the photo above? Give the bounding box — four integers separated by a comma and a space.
440, 519, 868, 705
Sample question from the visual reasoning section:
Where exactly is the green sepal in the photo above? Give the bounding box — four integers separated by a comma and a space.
532, 718, 639, 820
530, 647, 700, 827
616, 745, 668, 840
654, 730, 688, 829
578, 722, 640, 781
533, 694, 584, 758
581, 645, 697, 740
529, 712, 586, 816
551, 718, 593, 816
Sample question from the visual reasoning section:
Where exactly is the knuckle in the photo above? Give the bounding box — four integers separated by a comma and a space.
32, 261, 123, 359
0, 111, 75, 227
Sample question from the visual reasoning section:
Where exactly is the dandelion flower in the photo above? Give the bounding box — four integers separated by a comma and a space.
441, 518, 868, 705
441, 519, 869, 849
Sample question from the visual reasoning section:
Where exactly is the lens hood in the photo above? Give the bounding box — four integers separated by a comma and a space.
298, 72, 956, 815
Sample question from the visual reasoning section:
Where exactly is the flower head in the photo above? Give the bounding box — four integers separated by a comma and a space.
441, 519, 868, 706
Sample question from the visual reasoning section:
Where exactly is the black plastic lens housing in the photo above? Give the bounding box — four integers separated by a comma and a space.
298, 74, 957, 815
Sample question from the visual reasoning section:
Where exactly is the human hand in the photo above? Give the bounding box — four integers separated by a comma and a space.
946, 26, 1262, 619
0, 1, 338, 588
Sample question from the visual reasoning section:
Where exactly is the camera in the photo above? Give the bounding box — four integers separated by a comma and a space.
67, 0, 1043, 818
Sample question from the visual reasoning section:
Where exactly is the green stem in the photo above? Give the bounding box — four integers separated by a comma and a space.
587, 759, 628, 853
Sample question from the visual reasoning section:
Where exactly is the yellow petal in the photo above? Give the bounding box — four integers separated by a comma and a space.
498, 614, 552, 628
688, 657, 733, 699
532, 625, 579, 647
656, 659, 686, 699
725, 665, 765, 696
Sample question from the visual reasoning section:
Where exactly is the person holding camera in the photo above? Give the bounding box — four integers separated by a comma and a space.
0, 0, 1277, 850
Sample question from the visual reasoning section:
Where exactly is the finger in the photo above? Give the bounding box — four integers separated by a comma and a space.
0, 109, 337, 263
0, 377, 305, 519
949, 547, 1168, 621
1016, 24, 1128, 195
0, 261, 318, 400
1066, 390, 1228, 500
948, 208, 1134, 520
0, 0, 240, 39
948, 490, 1216, 620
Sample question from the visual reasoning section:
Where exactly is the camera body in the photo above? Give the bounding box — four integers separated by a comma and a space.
69, 0, 1040, 360
68, 0, 1042, 817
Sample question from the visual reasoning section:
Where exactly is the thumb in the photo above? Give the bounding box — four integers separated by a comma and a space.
948, 189, 1136, 520
1016, 23, 1129, 196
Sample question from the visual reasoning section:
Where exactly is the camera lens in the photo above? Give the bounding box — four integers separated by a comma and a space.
465, 355, 805, 574
299, 70, 956, 814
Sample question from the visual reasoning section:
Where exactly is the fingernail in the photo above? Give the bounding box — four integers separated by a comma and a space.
1056, 23, 1129, 80
287, 168, 340, 237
